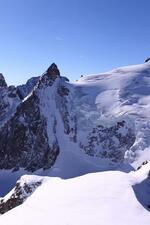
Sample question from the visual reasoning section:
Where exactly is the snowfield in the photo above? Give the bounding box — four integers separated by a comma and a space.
75, 63, 150, 165
0, 163, 150, 225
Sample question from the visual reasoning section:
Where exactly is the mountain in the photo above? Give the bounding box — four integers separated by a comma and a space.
0, 62, 150, 224
0, 162, 150, 225
0, 62, 150, 192
0, 64, 60, 172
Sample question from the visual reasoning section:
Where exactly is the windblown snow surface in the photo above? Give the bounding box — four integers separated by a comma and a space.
1, 63, 150, 224
0, 163, 150, 225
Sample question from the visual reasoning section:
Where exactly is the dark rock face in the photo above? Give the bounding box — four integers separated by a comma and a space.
46, 63, 60, 77
0, 92, 59, 171
0, 74, 7, 88
80, 121, 135, 163
38, 64, 60, 89
0, 176, 42, 214
0, 84, 21, 127
145, 57, 150, 63
0, 65, 60, 172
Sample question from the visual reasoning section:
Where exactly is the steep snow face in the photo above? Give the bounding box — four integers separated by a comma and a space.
72, 63, 150, 166
0, 163, 150, 225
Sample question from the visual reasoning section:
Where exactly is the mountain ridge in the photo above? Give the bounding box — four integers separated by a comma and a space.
0, 62, 150, 194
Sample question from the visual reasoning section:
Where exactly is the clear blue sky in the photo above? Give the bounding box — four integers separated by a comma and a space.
0, 0, 150, 85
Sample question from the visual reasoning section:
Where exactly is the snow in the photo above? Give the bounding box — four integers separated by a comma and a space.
21, 62, 150, 171
1, 62, 150, 224
38, 79, 58, 146
0, 163, 150, 225
77, 63, 150, 118
74, 63, 150, 165
2, 62, 150, 195
2, 175, 44, 203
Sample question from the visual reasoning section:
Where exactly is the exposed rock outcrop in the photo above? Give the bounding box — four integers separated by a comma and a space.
0, 175, 42, 214
46, 63, 60, 77
80, 121, 135, 162
145, 57, 150, 63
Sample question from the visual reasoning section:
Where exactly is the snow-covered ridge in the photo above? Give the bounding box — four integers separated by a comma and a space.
0, 175, 43, 214
0, 162, 150, 225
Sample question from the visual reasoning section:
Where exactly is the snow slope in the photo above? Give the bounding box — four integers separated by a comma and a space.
0, 163, 150, 225
74, 63, 150, 165
46, 62, 150, 176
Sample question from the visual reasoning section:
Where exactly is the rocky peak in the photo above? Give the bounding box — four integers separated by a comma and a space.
37, 63, 60, 88
0, 73, 7, 88
46, 63, 60, 77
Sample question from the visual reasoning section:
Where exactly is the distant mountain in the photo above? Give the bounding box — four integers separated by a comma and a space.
0, 62, 150, 177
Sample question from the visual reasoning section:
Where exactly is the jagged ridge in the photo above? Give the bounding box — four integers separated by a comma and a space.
0, 62, 150, 174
